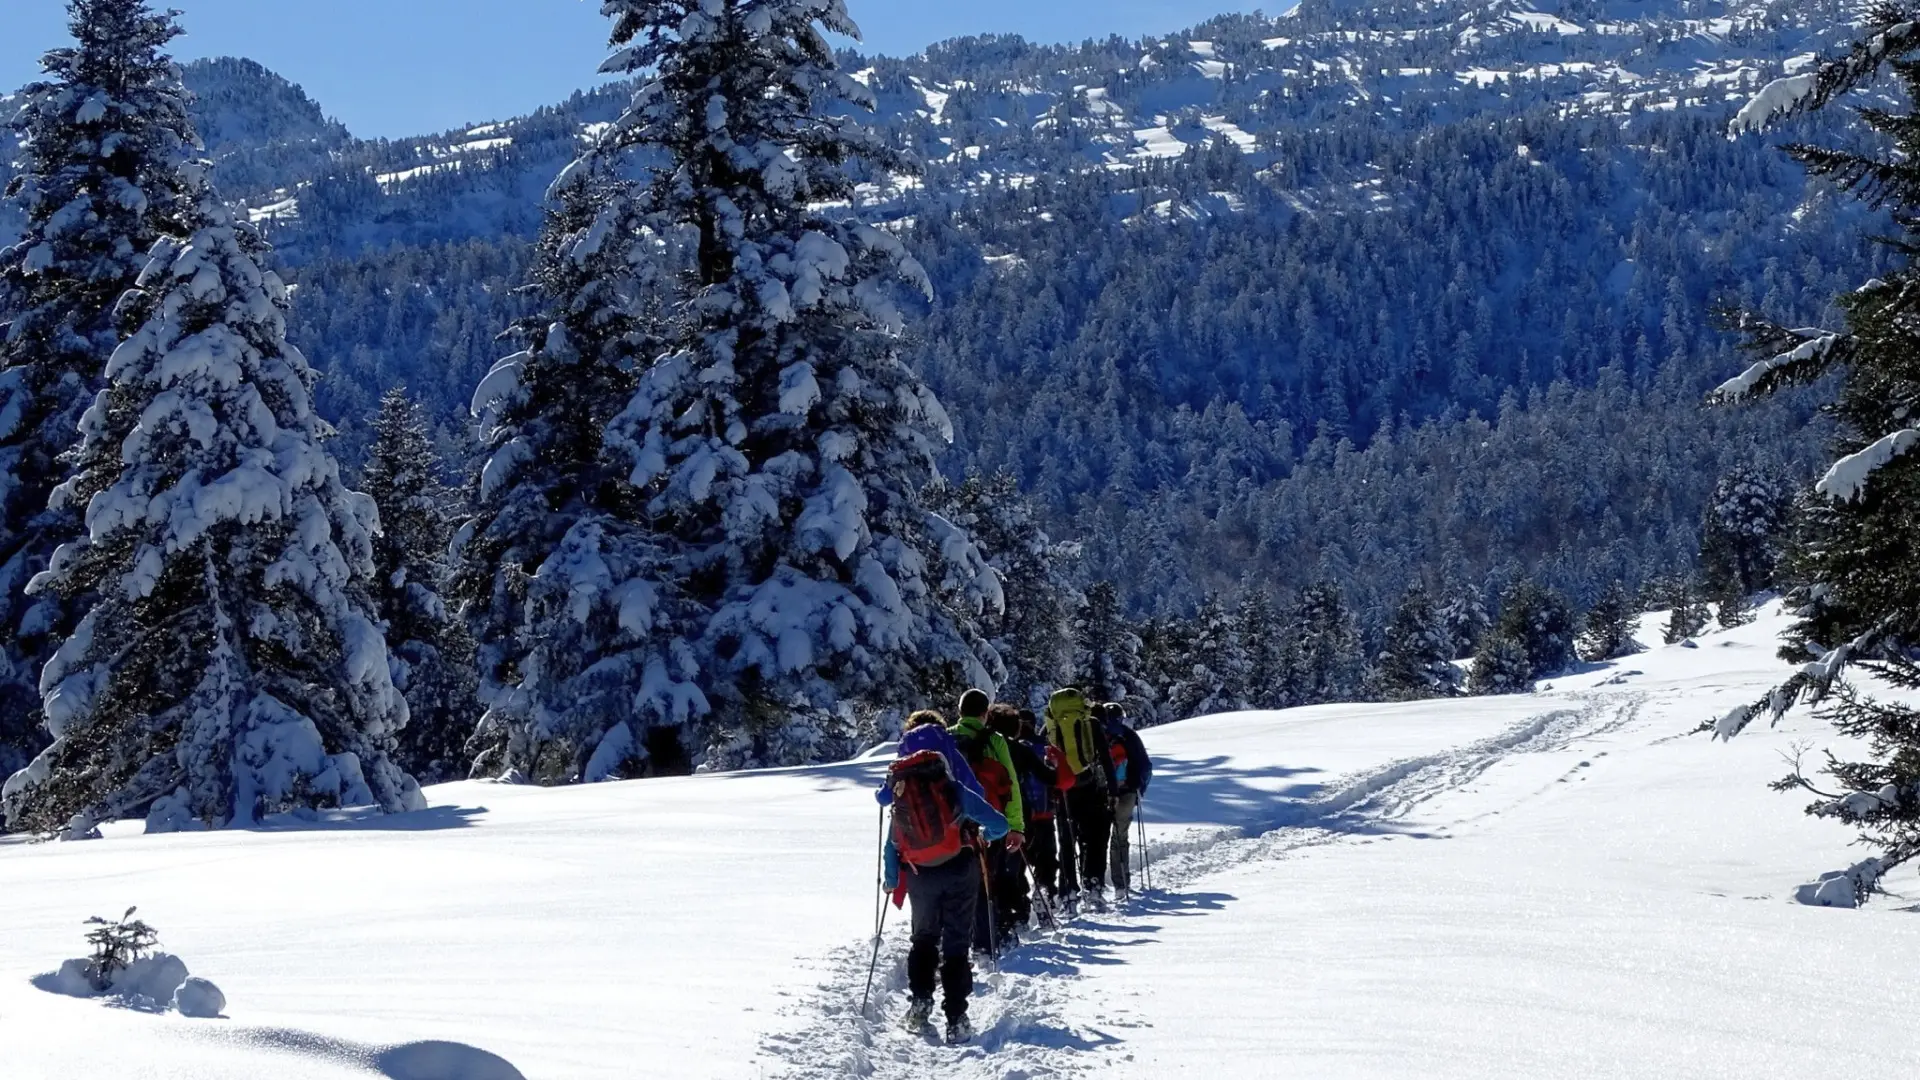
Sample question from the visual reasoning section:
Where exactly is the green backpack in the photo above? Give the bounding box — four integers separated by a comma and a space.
1046, 688, 1101, 777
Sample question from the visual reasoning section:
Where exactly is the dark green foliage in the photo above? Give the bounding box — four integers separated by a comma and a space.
1468, 633, 1534, 696
1289, 581, 1366, 704
1375, 582, 1460, 700
1698, 464, 1790, 601
363, 388, 478, 784
84, 906, 158, 990
1074, 579, 1156, 719
1492, 578, 1575, 680
1661, 578, 1711, 645
1577, 581, 1641, 662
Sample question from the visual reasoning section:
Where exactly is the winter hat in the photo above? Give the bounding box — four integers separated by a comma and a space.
958, 688, 991, 719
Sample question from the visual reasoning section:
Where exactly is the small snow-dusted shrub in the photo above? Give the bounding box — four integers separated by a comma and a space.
83, 908, 159, 991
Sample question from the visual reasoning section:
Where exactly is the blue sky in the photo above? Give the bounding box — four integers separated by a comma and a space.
3, 1, 1270, 139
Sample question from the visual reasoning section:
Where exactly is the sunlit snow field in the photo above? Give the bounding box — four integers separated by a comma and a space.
3, 603, 1918, 1078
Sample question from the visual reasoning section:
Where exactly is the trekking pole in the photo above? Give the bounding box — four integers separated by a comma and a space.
860, 805, 889, 1016
1138, 797, 1152, 893
976, 845, 1000, 973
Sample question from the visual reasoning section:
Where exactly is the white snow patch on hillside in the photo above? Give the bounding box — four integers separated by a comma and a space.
1132, 123, 1188, 159
1202, 115, 1258, 152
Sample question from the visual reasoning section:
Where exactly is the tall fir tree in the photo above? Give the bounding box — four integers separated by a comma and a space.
452, 171, 706, 785
929, 471, 1080, 709
1491, 578, 1576, 680
1163, 594, 1247, 721
1375, 582, 1459, 700
1661, 576, 1711, 645
1436, 583, 1490, 661
0, 0, 196, 782
1075, 578, 1156, 719
1577, 580, 1642, 662
1234, 588, 1291, 709
0, 182, 424, 836
1711, 8, 1920, 900
1288, 581, 1367, 705
1698, 464, 1790, 601
595, 0, 1001, 766
362, 388, 478, 784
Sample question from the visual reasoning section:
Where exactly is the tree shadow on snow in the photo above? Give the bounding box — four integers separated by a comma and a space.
209, 1027, 526, 1080
248, 803, 489, 834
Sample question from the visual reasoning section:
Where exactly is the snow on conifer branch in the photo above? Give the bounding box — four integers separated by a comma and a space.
1729, 3, 1920, 136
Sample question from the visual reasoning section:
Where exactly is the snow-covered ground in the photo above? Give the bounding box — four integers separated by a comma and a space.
5, 603, 1919, 1078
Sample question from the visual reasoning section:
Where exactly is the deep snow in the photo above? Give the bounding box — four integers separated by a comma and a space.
3, 603, 1918, 1078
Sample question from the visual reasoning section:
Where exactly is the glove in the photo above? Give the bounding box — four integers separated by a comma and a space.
1006, 830, 1025, 853
891, 880, 908, 909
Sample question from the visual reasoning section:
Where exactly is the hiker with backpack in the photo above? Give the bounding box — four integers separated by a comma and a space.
986, 703, 1057, 938
1101, 702, 1153, 897
1044, 688, 1120, 908
948, 690, 1025, 954
877, 710, 1009, 1044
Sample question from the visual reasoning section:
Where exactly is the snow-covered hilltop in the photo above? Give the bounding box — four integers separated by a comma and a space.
2, 603, 1913, 1078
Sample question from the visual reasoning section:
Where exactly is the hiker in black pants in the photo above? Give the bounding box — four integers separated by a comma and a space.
878, 711, 1009, 1045
1045, 688, 1119, 908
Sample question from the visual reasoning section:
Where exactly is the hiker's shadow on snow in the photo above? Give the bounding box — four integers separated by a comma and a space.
1001, 891, 1239, 978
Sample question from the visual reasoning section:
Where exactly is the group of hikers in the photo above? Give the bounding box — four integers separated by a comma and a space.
873, 686, 1155, 1045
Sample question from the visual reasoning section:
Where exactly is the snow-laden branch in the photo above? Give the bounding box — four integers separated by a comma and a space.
1818, 429, 1920, 500
1709, 331, 1843, 402
1729, 17, 1920, 137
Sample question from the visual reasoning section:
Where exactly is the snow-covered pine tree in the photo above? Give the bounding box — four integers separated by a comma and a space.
595, 0, 1001, 766
0, 0, 196, 783
1075, 579, 1157, 719
1436, 583, 1490, 661
1234, 588, 1290, 709
929, 471, 1080, 709
1468, 632, 1533, 696
1288, 581, 1366, 705
1661, 577, 1711, 645
1375, 582, 1459, 700
453, 170, 706, 785
1710, 8, 1920, 899
1699, 464, 1790, 601
362, 388, 478, 784
1491, 578, 1576, 680
1577, 580, 1642, 662
1163, 594, 1246, 721
0, 180, 424, 837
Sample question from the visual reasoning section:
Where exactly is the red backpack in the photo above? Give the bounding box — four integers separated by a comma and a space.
889, 750, 966, 867
957, 731, 1014, 813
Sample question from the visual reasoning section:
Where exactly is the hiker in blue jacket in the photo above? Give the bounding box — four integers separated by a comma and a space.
876, 710, 1009, 1044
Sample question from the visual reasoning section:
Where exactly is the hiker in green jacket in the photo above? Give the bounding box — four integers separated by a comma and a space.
949, 688, 1024, 951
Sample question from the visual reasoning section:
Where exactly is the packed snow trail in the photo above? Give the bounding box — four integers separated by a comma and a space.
761, 696, 1641, 1080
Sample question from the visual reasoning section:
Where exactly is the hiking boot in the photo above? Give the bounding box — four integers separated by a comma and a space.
944, 1015, 974, 1045
900, 997, 934, 1033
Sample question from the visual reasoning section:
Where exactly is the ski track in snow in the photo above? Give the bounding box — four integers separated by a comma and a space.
760, 693, 1645, 1079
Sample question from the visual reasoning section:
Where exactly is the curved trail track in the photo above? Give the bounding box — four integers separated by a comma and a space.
761, 693, 1646, 1080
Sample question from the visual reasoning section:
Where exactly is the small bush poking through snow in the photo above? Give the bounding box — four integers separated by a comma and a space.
83, 907, 159, 992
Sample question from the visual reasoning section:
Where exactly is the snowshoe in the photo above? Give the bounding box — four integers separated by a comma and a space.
944, 1016, 974, 1045
900, 997, 934, 1033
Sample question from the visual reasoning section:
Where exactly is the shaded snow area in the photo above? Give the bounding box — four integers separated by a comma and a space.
6, 604, 1920, 1077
